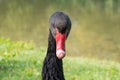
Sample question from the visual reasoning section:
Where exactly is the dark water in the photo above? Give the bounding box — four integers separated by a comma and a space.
0, 0, 120, 62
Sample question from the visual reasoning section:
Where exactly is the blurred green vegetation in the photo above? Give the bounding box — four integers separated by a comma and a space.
0, 0, 120, 62
0, 38, 120, 80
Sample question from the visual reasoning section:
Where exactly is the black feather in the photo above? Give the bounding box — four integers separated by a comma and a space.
42, 30, 65, 80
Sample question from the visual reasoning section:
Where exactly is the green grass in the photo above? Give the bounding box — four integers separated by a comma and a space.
0, 38, 120, 80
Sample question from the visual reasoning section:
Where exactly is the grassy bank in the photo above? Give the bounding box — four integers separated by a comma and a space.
0, 38, 120, 80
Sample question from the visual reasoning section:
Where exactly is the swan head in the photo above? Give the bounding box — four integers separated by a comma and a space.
49, 11, 71, 59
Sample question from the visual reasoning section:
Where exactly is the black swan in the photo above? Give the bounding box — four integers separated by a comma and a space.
42, 11, 71, 80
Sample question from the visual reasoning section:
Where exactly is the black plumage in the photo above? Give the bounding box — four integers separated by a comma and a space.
42, 11, 71, 80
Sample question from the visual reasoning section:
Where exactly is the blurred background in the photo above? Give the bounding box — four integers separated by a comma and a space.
0, 0, 120, 62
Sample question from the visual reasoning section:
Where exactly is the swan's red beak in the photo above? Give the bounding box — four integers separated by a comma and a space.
56, 30, 66, 59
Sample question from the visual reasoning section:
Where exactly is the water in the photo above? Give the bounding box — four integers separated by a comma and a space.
0, 0, 120, 62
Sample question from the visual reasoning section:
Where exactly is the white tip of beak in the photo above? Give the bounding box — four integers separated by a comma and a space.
56, 50, 66, 59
